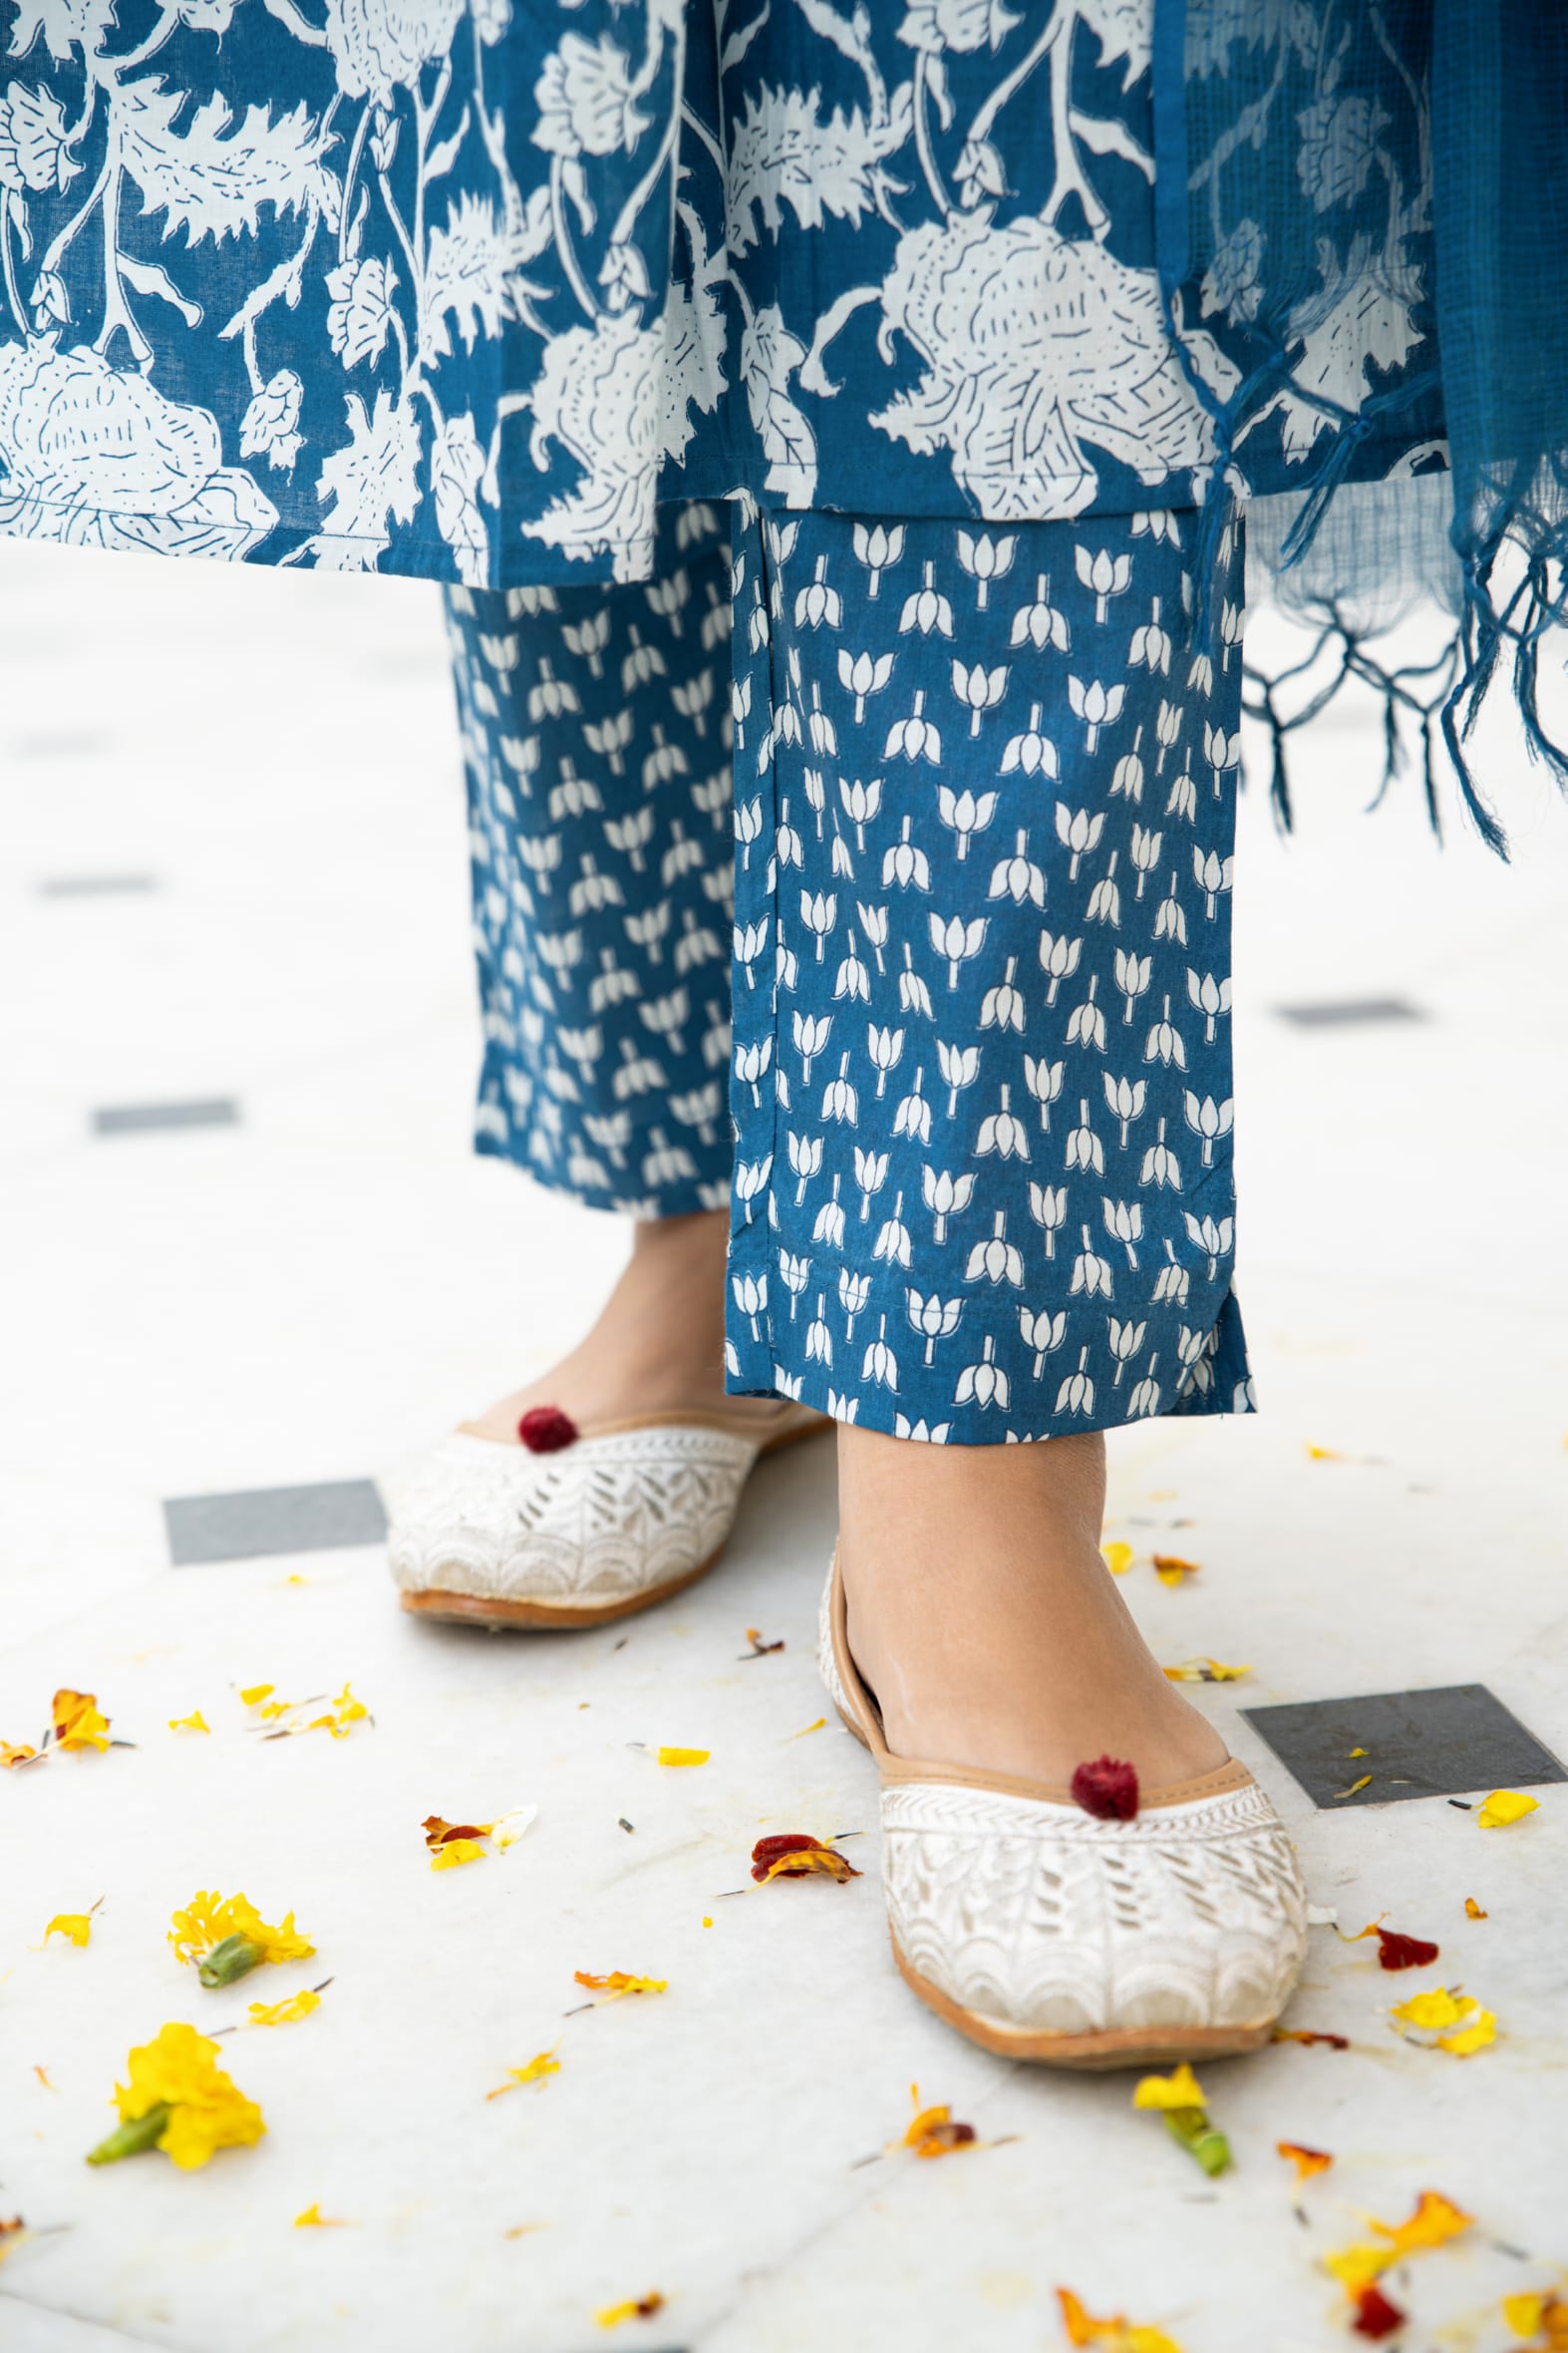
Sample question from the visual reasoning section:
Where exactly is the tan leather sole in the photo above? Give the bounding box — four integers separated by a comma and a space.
887, 1935, 1275, 2069
400, 1408, 828, 1631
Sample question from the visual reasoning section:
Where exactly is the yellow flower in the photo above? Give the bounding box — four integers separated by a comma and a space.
596, 2293, 665, 2328
44, 1914, 91, 1947
1478, 1789, 1540, 1828
1160, 1657, 1250, 1683
485, 2049, 560, 2100
52, 1688, 110, 1752
1057, 2287, 1184, 2351
89, 2022, 265, 2171
1389, 1986, 1496, 2054
247, 1989, 320, 2027
168, 1711, 210, 1735
656, 1746, 709, 1768
431, 1839, 487, 1870
168, 1890, 315, 1985
1130, 2063, 1206, 2113
1323, 2190, 1473, 2297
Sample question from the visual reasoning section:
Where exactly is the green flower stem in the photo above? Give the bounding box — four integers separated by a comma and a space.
198, 1934, 264, 1988
87, 2104, 170, 2166
1163, 2106, 1233, 2178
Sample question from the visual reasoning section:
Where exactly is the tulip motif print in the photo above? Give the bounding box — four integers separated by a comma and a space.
726, 501, 1253, 1443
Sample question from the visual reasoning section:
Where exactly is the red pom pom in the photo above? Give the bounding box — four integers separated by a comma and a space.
1351, 2284, 1406, 2339
517, 1406, 579, 1454
1071, 1756, 1139, 1821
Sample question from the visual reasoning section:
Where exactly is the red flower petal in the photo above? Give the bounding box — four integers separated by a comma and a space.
517, 1406, 579, 1454
1375, 1927, 1439, 1970
1352, 2283, 1406, 2338
1071, 1756, 1139, 1821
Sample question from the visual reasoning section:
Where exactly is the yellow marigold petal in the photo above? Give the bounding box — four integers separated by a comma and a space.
52, 1688, 111, 1751
1276, 2141, 1333, 2181
252, 1910, 314, 1964
656, 1746, 709, 1768
1131, 2062, 1206, 2112
44, 1914, 91, 1947
1151, 1554, 1200, 1585
432, 1839, 488, 1869
1305, 1444, 1344, 1461
167, 1711, 209, 1734
1101, 1541, 1134, 1575
485, 2049, 560, 2099
787, 1717, 826, 1738
2, 1741, 39, 1768
1322, 2244, 1391, 2296
1390, 1986, 1469, 2033
1477, 1789, 1540, 1828
1437, 2008, 1497, 2056
1502, 2292, 1547, 2336
1375, 2189, 1472, 2253
293, 2201, 347, 2226
237, 1684, 274, 1706
247, 1990, 320, 2027
1161, 1657, 1250, 1683
1464, 1896, 1488, 1919
595, 2294, 664, 2328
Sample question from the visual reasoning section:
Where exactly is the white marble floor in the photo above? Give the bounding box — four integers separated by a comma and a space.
2, 541, 1566, 2353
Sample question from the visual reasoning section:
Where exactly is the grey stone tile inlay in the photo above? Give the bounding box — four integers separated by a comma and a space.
1275, 995, 1427, 1027
165, 1480, 388, 1565
40, 874, 158, 897
93, 1098, 239, 1136
1243, 1683, 1567, 1809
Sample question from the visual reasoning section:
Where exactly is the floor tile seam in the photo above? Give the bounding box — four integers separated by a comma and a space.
0, 2284, 183, 2353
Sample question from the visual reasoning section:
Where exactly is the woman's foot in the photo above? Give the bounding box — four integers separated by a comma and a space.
836, 1424, 1228, 1789
461, 1208, 796, 1443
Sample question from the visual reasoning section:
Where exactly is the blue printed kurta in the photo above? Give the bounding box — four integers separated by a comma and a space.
0, 1, 1437, 584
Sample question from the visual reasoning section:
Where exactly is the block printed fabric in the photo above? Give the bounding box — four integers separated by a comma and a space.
0, 0, 1435, 584
450, 497, 1252, 1443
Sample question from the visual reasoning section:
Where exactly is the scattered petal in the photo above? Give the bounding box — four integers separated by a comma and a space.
741, 1628, 785, 1657
1347, 1746, 1367, 1758
1072, 1756, 1138, 1821
1478, 1789, 1540, 1829
1273, 2026, 1350, 2049
33, 2068, 53, 2090
1161, 1656, 1249, 1682
491, 1807, 538, 1849
424, 1815, 494, 1849
246, 1990, 320, 2027
1057, 2286, 1185, 2351
595, 2292, 665, 2327
656, 1746, 709, 1768
1344, 1921, 1440, 1970
573, 1970, 666, 2001
786, 1717, 826, 1739
293, 2202, 349, 2226
1151, 1554, 1199, 1585
1389, 1987, 1496, 2055
1100, 1541, 1134, 1575
1325, 2188, 1473, 2296
431, 1839, 487, 1870
1276, 2141, 1333, 2181
1333, 1776, 1374, 1799
903, 2083, 977, 2159
44, 1914, 91, 1947
751, 1833, 861, 1884
1464, 1896, 1488, 1919
0, 2217, 26, 2264
168, 1891, 314, 1984
1, 1741, 39, 1769
88, 2022, 265, 2170
237, 1684, 274, 1706
517, 1406, 578, 1453
1352, 2284, 1407, 2339
52, 1689, 110, 1752
1132, 2064, 1207, 2113
1503, 2291, 1568, 2343
167, 1711, 210, 1735
1305, 1444, 1345, 1461
486, 2049, 560, 2100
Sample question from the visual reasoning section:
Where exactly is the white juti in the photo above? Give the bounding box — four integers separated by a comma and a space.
817, 1551, 1308, 2068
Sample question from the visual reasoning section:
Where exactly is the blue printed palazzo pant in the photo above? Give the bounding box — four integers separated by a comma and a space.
446, 501, 1251, 1447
